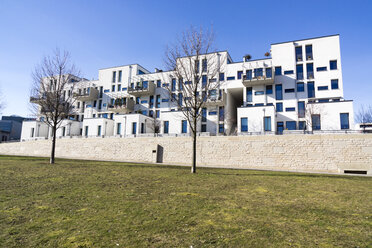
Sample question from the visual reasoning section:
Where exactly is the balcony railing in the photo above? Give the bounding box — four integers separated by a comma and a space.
128, 81, 155, 96
242, 68, 275, 86
73, 87, 99, 101
204, 91, 226, 106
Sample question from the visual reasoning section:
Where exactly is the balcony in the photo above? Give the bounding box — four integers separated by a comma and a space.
242, 69, 274, 86
107, 98, 134, 114
73, 87, 99, 101
30, 96, 45, 104
128, 81, 155, 96
204, 91, 226, 107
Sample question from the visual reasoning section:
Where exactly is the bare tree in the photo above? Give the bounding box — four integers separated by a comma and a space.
30, 49, 80, 164
303, 102, 326, 132
164, 26, 224, 173
356, 105, 372, 132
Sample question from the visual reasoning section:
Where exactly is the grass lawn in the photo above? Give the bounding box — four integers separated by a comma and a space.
0, 156, 371, 247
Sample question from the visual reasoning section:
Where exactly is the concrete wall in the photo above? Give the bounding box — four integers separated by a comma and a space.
1, 134, 371, 174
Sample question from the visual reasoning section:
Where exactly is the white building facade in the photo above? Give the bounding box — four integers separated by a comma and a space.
21, 35, 355, 140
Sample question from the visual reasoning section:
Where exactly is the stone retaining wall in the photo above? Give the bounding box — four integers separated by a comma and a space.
1, 134, 371, 174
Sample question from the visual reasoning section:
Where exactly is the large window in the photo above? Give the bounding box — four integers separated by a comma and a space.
118, 70, 122, 82
299, 121, 306, 130
340, 113, 349, 129
237, 71, 243, 79
246, 70, 252, 80
201, 124, 207, 132
111, 85, 115, 92
298, 101, 305, 118
181, 120, 187, 133
275, 66, 282, 76
157, 80, 161, 88
277, 122, 284, 134
275, 84, 283, 100
112, 71, 116, 83
286, 121, 296, 130
276, 102, 283, 112
295, 46, 303, 61
171, 78, 176, 91
241, 118, 248, 132
330, 60, 337, 70
219, 106, 224, 122
246, 87, 253, 102
265, 68, 272, 78
155, 95, 160, 108
307, 63, 314, 79
219, 73, 225, 81
331, 79, 339, 89
179, 78, 183, 91
305, 45, 313, 60
85, 126, 89, 136
178, 93, 183, 106
254, 68, 263, 78
296, 64, 304, 80
264, 117, 271, 131
132, 122, 137, 134
202, 108, 207, 122
202, 58, 207, 72
164, 121, 169, 134
311, 115, 321, 130
219, 124, 224, 134
266, 85, 273, 94
307, 82, 315, 98
297, 82, 304, 92
202, 75, 207, 87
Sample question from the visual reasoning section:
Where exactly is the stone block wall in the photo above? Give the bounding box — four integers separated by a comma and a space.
0, 134, 371, 174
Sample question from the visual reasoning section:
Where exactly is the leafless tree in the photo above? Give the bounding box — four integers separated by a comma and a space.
303, 102, 326, 132
356, 105, 372, 132
30, 49, 80, 164
163, 26, 224, 173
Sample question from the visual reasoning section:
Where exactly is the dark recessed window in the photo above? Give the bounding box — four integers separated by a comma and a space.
284, 70, 294, 75
295, 46, 303, 61
286, 121, 296, 130
317, 67, 327, 71
318, 86, 328, 91
227, 76, 235, 81
331, 79, 339, 89
285, 88, 295, 93
286, 107, 295, 112
266, 85, 273, 94
276, 103, 283, 112
330, 60, 337, 70
275, 66, 282, 76
297, 82, 304, 92
255, 91, 264, 95
237, 71, 243, 79
275, 84, 283, 100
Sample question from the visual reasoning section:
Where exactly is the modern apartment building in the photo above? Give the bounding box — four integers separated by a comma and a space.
21, 34, 354, 140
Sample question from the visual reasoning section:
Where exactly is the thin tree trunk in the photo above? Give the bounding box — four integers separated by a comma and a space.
50, 124, 57, 164
191, 118, 197, 173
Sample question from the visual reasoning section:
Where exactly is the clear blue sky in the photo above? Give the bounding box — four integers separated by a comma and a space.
0, 0, 371, 118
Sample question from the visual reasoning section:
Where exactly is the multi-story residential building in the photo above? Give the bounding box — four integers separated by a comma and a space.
21, 34, 354, 140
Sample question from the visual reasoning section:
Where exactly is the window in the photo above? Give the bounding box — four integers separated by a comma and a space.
142, 81, 148, 89
307, 82, 315, 98
148, 95, 154, 108
311, 115, 321, 130
307, 63, 314, 79
219, 106, 224, 122
277, 122, 284, 134
31, 128, 34, 137
284, 70, 294, 75
138, 69, 145, 75
202, 58, 207, 72
157, 80, 161, 88
317, 67, 327, 71
178, 93, 183, 106
318, 86, 328, 91
202, 108, 207, 122
209, 78, 216, 83
298, 101, 305, 118
286, 121, 296, 130
181, 120, 187, 133
266, 85, 273, 94
98, 100, 102, 110
195, 60, 200, 73
295, 82, 304, 92
227, 76, 235, 81
296, 64, 303, 80
286, 107, 295, 112
276, 103, 283, 112
99, 86, 103, 98
179, 78, 183, 90
112, 71, 116, 83
93, 100, 97, 107
246, 70, 252, 80
219, 124, 224, 134
164, 121, 169, 134
299, 121, 306, 130
330, 60, 337, 70
254, 68, 263, 78
266, 68, 272, 78
97, 125, 102, 136
116, 123, 121, 135
285, 88, 295, 93
111, 85, 115, 92
171, 78, 176, 91
340, 113, 349, 129
136, 97, 140, 104
255, 103, 264, 106
219, 73, 225, 81
305, 45, 313, 60
275, 66, 282, 76
295, 46, 303, 61
156, 95, 160, 108
149, 110, 154, 117
237, 71, 243, 79
85, 126, 89, 136
331, 79, 339, 89
201, 124, 207, 132
264, 117, 271, 131
118, 71, 122, 82
275, 84, 283, 100
241, 118, 248, 132
255, 91, 264, 95
202, 75, 207, 87
141, 123, 145, 134
118, 84, 121, 91
132, 122, 137, 134
246, 87, 253, 102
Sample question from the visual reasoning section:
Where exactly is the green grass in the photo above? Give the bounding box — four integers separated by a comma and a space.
0, 155, 371, 247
